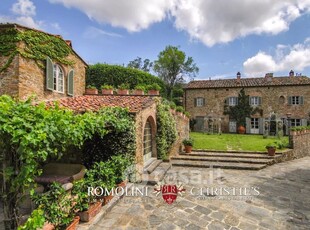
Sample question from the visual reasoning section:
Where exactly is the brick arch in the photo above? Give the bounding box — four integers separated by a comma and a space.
142, 115, 157, 162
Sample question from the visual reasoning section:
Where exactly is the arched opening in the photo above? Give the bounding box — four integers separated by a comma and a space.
143, 120, 152, 164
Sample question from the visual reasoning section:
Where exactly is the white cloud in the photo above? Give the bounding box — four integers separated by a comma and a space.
48, 0, 310, 46
11, 0, 36, 17
243, 39, 310, 76
84, 26, 122, 39
171, 0, 310, 46
0, 0, 42, 29
49, 0, 176, 32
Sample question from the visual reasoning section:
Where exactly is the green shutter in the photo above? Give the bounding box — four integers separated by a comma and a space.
300, 96, 304, 105
67, 69, 74, 96
46, 57, 54, 91
288, 96, 292, 105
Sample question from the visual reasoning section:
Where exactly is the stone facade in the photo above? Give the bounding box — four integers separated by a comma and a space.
185, 75, 310, 134
0, 24, 87, 101
170, 112, 190, 156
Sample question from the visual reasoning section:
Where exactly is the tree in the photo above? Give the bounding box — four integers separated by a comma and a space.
127, 57, 153, 72
223, 88, 259, 127
154, 46, 199, 99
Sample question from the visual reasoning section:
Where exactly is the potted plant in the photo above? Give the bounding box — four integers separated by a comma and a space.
176, 106, 184, 116
85, 85, 98, 95
31, 182, 79, 230
71, 179, 102, 222
101, 85, 114, 95
117, 83, 130, 95
266, 143, 277, 156
147, 83, 161, 95
133, 85, 145, 95
183, 138, 194, 153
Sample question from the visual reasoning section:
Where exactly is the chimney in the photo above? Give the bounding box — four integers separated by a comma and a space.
236, 72, 241, 83
65, 40, 72, 47
265, 73, 273, 82
289, 70, 294, 77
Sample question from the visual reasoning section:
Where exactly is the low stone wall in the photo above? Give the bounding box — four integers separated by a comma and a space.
169, 112, 190, 157
275, 132, 310, 163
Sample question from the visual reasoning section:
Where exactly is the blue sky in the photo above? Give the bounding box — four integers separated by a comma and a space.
1, 0, 310, 80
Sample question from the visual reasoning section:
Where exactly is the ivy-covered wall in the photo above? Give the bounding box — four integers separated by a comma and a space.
0, 24, 87, 101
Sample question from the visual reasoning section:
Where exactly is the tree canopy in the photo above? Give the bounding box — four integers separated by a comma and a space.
154, 46, 199, 99
127, 57, 153, 73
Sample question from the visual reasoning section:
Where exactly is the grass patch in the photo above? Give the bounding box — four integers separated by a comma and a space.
190, 132, 289, 151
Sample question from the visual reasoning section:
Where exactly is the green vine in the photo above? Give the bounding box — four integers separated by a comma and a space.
0, 27, 74, 73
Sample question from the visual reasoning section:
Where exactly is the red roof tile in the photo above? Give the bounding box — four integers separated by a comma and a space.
45, 95, 155, 113
186, 76, 310, 89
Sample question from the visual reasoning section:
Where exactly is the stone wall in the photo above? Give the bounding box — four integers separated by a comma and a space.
185, 84, 310, 132
18, 53, 86, 102
0, 55, 19, 98
169, 112, 190, 156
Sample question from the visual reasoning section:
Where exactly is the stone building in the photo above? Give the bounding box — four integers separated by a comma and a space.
0, 24, 189, 177
185, 72, 310, 134
0, 23, 87, 101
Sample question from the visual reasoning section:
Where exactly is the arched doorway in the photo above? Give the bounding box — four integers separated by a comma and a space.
143, 120, 152, 164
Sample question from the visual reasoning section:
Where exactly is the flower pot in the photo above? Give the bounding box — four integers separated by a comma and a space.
77, 202, 102, 222
66, 216, 80, 230
184, 145, 192, 153
132, 89, 144, 95
148, 90, 159, 96
237, 125, 246, 134
267, 147, 276, 156
117, 89, 129, 95
101, 89, 113, 95
42, 222, 55, 230
103, 194, 114, 205
85, 88, 98, 95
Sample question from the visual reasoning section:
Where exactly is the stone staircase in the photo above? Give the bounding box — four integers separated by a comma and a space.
171, 150, 283, 170
142, 158, 171, 185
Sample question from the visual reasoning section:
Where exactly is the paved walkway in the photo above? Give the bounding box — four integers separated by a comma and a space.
93, 157, 310, 230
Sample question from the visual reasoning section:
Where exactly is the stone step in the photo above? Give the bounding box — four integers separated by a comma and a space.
142, 162, 171, 185
171, 160, 267, 170
171, 155, 274, 164
180, 152, 281, 159
144, 159, 163, 174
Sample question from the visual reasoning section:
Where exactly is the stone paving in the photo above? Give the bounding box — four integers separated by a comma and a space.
93, 157, 310, 230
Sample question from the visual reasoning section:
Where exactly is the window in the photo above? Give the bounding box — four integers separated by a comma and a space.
53, 64, 64, 93
228, 97, 238, 106
251, 118, 259, 129
288, 96, 304, 105
250, 97, 261, 106
291, 119, 301, 127
195, 97, 205, 107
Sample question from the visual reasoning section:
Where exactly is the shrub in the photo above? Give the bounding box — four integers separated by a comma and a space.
182, 138, 194, 146
265, 143, 277, 149
101, 84, 113, 89
146, 83, 161, 91
118, 83, 130, 90
134, 85, 146, 91
86, 85, 97, 89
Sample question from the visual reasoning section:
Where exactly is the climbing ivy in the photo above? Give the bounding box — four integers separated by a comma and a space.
156, 98, 177, 159
0, 27, 74, 73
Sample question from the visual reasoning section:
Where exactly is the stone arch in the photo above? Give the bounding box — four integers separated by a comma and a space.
142, 115, 157, 164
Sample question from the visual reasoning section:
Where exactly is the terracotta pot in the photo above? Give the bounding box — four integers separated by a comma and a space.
148, 90, 159, 96
103, 194, 114, 205
117, 89, 129, 95
85, 88, 98, 95
66, 216, 80, 230
237, 125, 246, 134
267, 147, 276, 156
101, 89, 113, 95
42, 222, 55, 230
184, 145, 192, 153
77, 202, 102, 222
132, 89, 144, 95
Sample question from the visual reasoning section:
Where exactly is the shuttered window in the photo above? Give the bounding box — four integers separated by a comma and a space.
288, 96, 304, 105
194, 97, 205, 107
67, 69, 74, 96
249, 96, 262, 106
228, 97, 238, 106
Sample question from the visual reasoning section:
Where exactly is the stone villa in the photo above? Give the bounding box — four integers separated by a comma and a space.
185, 72, 310, 134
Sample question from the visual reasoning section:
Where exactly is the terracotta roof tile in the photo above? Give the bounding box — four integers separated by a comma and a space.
186, 76, 310, 89
45, 95, 155, 113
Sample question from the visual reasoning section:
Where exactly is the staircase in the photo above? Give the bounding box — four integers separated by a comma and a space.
171, 150, 283, 170
142, 158, 171, 185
